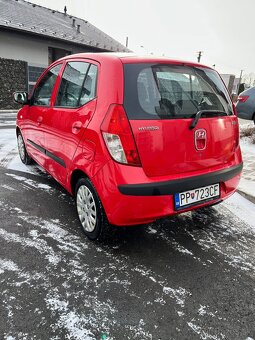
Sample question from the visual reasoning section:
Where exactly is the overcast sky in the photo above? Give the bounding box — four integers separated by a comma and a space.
30, 0, 254, 76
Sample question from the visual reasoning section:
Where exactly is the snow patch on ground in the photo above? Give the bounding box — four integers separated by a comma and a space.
4, 335, 29, 340
224, 193, 255, 230
7, 155, 42, 175
163, 286, 191, 307
187, 321, 223, 339
0, 259, 19, 273
0, 128, 39, 175
0, 184, 18, 191
181, 195, 255, 277
240, 136, 255, 150
0, 129, 47, 177
238, 178, 255, 200
147, 226, 157, 234
29, 229, 39, 238
169, 238, 194, 256
151, 227, 195, 258
0, 202, 88, 258
0, 227, 57, 259
197, 305, 217, 318
6, 173, 52, 191
0, 257, 46, 287
124, 320, 152, 340
46, 295, 95, 340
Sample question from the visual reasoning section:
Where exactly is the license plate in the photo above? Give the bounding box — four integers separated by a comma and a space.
174, 183, 220, 210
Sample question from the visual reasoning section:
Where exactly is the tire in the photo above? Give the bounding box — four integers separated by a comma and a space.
75, 177, 109, 241
17, 132, 33, 165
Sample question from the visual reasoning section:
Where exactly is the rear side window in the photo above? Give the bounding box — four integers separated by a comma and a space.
79, 64, 98, 106
56, 61, 97, 108
124, 63, 233, 120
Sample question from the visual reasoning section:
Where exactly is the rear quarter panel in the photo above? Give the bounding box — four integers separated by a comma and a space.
66, 56, 124, 194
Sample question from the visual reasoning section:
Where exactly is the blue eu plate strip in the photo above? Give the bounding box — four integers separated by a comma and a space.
174, 193, 180, 208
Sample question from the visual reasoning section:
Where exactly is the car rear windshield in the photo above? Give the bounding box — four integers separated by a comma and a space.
123, 63, 233, 120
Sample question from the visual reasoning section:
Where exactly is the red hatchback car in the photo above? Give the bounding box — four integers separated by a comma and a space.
14, 53, 243, 240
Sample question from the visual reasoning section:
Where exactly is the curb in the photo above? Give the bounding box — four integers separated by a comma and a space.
0, 110, 18, 113
0, 112, 17, 118
0, 125, 16, 129
237, 189, 255, 205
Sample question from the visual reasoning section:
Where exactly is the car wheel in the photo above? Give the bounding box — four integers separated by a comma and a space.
17, 132, 33, 165
75, 177, 109, 240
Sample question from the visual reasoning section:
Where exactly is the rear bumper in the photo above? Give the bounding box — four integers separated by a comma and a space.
92, 161, 243, 226
118, 163, 243, 196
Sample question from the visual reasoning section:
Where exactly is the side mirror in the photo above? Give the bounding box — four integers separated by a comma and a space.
13, 91, 29, 105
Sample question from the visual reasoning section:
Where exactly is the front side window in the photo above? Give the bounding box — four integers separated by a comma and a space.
32, 64, 62, 106
56, 62, 97, 108
124, 63, 233, 120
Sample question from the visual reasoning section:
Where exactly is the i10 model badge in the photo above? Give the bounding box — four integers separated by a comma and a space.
138, 126, 160, 131
195, 128, 207, 150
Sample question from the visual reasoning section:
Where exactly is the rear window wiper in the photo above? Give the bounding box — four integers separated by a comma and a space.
189, 110, 228, 130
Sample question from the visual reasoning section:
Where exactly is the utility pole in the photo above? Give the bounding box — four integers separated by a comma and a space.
197, 51, 203, 63
125, 36, 129, 48
237, 69, 244, 95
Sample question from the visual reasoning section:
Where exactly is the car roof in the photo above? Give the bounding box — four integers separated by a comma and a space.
56, 52, 213, 70
240, 86, 255, 95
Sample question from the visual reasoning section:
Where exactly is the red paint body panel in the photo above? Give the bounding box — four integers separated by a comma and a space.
43, 99, 97, 185
129, 116, 238, 177
16, 53, 243, 226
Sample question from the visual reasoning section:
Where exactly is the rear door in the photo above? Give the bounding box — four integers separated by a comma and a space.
123, 63, 238, 177
43, 60, 98, 185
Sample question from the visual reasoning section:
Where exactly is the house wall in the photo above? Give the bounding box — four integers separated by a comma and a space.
0, 30, 48, 67
0, 57, 27, 110
0, 30, 96, 67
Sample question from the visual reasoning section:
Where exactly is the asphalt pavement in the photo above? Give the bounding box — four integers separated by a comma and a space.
0, 111, 254, 340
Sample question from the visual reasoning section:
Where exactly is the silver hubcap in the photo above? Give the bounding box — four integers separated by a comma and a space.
17, 134, 25, 161
76, 185, 97, 232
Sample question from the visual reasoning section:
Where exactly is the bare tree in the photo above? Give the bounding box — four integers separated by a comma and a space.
242, 72, 255, 87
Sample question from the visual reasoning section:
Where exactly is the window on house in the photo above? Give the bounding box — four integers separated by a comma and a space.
48, 47, 71, 64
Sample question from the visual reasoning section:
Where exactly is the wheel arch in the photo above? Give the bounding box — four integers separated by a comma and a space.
70, 169, 89, 196
16, 126, 21, 137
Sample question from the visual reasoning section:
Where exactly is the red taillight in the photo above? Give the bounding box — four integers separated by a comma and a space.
237, 95, 249, 103
101, 104, 141, 166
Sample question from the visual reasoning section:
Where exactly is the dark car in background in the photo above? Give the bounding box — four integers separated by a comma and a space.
236, 86, 255, 124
